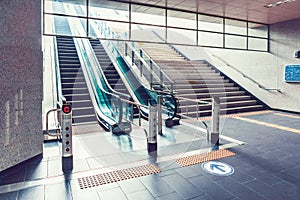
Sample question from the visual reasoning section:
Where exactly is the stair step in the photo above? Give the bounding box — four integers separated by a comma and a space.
60, 68, 82, 73
72, 114, 97, 124
62, 89, 88, 95
177, 91, 245, 99
174, 83, 235, 89
73, 108, 95, 116
180, 105, 264, 118
178, 100, 258, 113
59, 64, 81, 68
71, 101, 93, 108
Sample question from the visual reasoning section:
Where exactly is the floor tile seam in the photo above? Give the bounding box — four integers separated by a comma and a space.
160, 173, 206, 200
0, 143, 240, 194
207, 178, 237, 199
74, 138, 207, 164
213, 177, 268, 200
234, 116, 300, 134
118, 183, 147, 196
240, 182, 271, 200
180, 120, 246, 145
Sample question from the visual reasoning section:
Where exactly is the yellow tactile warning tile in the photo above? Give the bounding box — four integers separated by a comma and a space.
234, 116, 300, 134
185, 110, 273, 122
274, 112, 300, 119
176, 149, 236, 167
78, 164, 160, 189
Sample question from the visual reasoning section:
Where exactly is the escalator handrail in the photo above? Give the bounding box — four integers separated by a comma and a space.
94, 21, 178, 120
72, 4, 131, 100
65, 4, 124, 125
87, 40, 131, 100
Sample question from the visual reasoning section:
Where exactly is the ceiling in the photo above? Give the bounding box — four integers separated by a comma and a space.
104, 0, 300, 24
53, 0, 300, 24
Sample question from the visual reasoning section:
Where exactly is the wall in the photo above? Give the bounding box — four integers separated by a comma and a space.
0, 0, 43, 171
174, 18, 300, 113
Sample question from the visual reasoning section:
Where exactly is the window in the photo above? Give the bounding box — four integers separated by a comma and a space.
43, 0, 269, 51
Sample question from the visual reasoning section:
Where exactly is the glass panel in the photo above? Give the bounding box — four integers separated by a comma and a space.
44, 14, 55, 35
225, 19, 247, 35
47, 0, 87, 17
131, 24, 165, 42
248, 23, 268, 38
167, 28, 197, 45
132, 5, 165, 26
46, 15, 87, 36
198, 32, 223, 47
89, 0, 129, 22
198, 15, 223, 32
225, 35, 246, 49
167, 10, 196, 29
89, 19, 129, 40
248, 38, 268, 51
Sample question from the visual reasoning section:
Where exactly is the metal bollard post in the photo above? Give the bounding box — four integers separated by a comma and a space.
210, 96, 220, 146
148, 100, 157, 152
157, 95, 163, 136
61, 103, 73, 172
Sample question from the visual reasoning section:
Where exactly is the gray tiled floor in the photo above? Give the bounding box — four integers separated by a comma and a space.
1, 110, 300, 199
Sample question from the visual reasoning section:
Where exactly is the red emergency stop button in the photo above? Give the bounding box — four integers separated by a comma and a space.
62, 104, 72, 114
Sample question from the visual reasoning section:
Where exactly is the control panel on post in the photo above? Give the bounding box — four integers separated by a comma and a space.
61, 103, 73, 171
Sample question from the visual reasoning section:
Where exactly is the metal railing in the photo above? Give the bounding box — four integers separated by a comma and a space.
92, 19, 174, 94
124, 39, 174, 93
89, 18, 178, 120
210, 53, 281, 92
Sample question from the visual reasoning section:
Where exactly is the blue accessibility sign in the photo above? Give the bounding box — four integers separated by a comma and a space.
201, 161, 234, 176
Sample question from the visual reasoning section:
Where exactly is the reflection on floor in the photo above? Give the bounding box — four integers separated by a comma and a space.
1, 110, 300, 200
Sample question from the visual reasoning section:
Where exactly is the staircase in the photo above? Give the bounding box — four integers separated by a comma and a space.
138, 43, 264, 118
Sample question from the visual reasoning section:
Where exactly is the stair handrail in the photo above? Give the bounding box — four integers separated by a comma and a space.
209, 53, 281, 92
126, 41, 175, 93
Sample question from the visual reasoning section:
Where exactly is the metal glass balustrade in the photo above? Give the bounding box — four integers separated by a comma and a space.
88, 17, 178, 122
56, 3, 132, 133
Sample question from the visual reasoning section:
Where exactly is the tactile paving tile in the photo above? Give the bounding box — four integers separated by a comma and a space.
176, 149, 236, 167
78, 164, 160, 189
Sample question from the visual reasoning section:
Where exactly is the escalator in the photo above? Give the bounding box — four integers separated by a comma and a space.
88, 30, 178, 125
56, 36, 97, 124
89, 39, 130, 96
64, 3, 178, 128
51, 3, 133, 134
53, 4, 97, 125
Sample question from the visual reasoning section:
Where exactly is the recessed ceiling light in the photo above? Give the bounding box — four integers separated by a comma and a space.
264, 0, 297, 8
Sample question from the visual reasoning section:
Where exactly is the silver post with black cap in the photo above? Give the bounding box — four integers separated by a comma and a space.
61, 102, 73, 172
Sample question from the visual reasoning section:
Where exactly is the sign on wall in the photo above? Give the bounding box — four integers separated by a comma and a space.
285, 65, 300, 82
